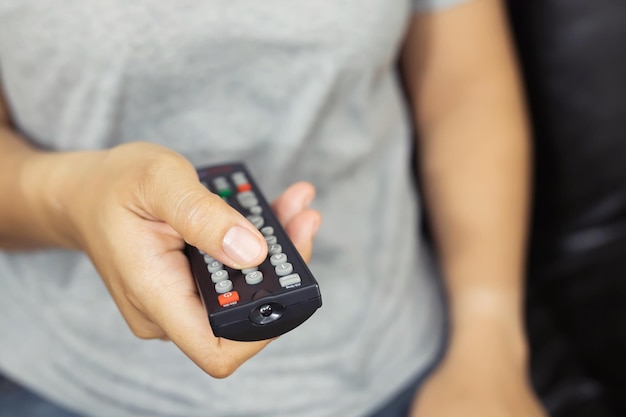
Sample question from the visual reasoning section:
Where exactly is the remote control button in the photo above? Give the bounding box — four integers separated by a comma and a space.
265, 235, 277, 245
211, 269, 229, 283
261, 226, 274, 236
237, 183, 252, 192
207, 261, 223, 273
275, 262, 293, 276
241, 267, 258, 274
245, 271, 264, 285
215, 280, 233, 294
237, 191, 258, 208
232, 172, 248, 186
218, 291, 239, 306
203, 255, 216, 264
249, 205, 263, 215
247, 214, 264, 229
213, 177, 232, 198
270, 253, 287, 266
279, 273, 301, 287
268, 244, 282, 255
213, 176, 229, 189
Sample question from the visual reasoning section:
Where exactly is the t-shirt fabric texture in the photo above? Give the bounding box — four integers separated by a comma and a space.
0, 1, 465, 416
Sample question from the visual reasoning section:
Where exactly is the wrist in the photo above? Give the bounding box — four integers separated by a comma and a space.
447, 288, 528, 369
21, 149, 104, 250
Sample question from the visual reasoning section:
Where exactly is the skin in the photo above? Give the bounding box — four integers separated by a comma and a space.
0, 95, 321, 379
0, 0, 545, 413
402, 0, 546, 415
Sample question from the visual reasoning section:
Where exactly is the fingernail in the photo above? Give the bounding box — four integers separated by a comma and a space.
222, 226, 263, 266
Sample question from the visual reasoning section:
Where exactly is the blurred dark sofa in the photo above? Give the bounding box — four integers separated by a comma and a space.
506, 1, 626, 416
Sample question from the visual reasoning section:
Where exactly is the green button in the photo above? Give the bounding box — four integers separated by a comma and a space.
218, 189, 232, 198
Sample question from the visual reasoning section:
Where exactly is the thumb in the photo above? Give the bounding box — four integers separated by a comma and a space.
142, 165, 267, 269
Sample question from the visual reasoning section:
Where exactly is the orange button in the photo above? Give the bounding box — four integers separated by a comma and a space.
237, 183, 252, 192
218, 291, 240, 306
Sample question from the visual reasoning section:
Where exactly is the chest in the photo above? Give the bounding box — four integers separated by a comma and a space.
0, 1, 412, 75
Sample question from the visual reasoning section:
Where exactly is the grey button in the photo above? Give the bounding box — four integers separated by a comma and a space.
215, 280, 233, 294
237, 191, 258, 208
245, 271, 264, 285
279, 273, 301, 287
275, 262, 293, 276
203, 255, 216, 264
241, 267, 258, 275
265, 235, 277, 245
261, 226, 274, 236
213, 177, 229, 191
211, 269, 229, 283
247, 215, 264, 229
270, 253, 287, 266
232, 172, 248, 186
250, 205, 263, 215
207, 260, 223, 273
268, 244, 282, 255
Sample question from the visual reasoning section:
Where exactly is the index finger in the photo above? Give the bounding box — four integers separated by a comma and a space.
167, 292, 270, 378
147, 254, 271, 378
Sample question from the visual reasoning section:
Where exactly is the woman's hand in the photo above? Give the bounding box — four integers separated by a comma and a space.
410, 313, 546, 417
32, 142, 321, 378
410, 360, 546, 417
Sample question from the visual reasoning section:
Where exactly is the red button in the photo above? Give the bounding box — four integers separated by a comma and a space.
218, 291, 240, 306
237, 183, 252, 192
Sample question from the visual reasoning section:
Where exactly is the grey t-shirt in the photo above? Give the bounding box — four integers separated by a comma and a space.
0, 1, 464, 416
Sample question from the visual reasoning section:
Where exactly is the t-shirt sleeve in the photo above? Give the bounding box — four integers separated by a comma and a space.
412, 0, 470, 13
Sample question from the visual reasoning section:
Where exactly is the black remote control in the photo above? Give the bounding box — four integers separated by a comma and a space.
185, 163, 322, 341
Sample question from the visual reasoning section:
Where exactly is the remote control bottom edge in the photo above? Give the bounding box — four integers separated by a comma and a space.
211, 297, 322, 342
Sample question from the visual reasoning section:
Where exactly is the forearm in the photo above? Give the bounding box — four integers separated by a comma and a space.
403, 0, 531, 360
418, 75, 530, 355
0, 96, 101, 250
0, 127, 71, 249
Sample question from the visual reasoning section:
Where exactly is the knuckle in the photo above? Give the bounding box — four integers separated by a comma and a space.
145, 150, 189, 176
198, 352, 239, 379
128, 323, 161, 340
127, 148, 195, 204
207, 360, 238, 379
176, 193, 227, 246
138, 152, 189, 189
